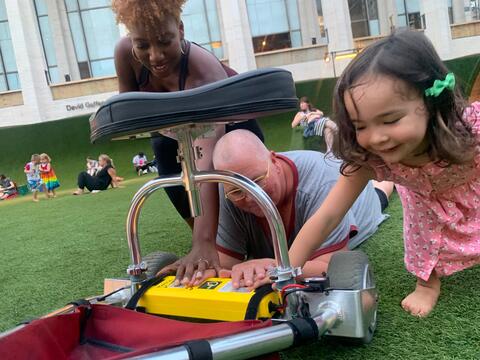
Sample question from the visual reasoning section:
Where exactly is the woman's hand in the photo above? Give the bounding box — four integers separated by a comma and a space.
157, 244, 221, 287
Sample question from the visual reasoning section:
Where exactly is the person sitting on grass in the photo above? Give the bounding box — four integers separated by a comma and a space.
159, 130, 393, 287
291, 96, 337, 150
132, 152, 150, 176
73, 154, 122, 195
0, 174, 17, 200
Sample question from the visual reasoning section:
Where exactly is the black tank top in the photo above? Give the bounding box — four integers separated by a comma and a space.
96, 164, 112, 189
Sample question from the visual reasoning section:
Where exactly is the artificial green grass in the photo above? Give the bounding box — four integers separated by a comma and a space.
0, 178, 479, 359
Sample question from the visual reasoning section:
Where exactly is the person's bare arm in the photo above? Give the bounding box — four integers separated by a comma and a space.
289, 167, 373, 268
291, 112, 306, 128
107, 168, 120, 188
114, 37, 139, 93
157, 46, 233, 285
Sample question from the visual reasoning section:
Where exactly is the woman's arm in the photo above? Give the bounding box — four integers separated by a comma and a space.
114, 37, 140, 93
291, 112, 306, 128
6, 180, 15, 190
107, 168, 120, 188
289, 167, 373, 268
306, 110, 324, 123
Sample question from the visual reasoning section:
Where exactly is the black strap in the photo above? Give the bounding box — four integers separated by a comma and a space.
125, 275, 167, 310
285, 317, 319, 347
68, 299, 92, 308
67, 299, 93, 344
184, 340, 212, 360
244, 284, 274, 320
178, 40, 191, 91
138, 65, 149, 88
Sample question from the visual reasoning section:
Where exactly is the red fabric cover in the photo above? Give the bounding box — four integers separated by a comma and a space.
0, 304, 274, 360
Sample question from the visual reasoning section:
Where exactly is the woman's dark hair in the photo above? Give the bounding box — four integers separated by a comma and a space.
332, 29, 476, 175
0, 174, 5, 180
299, 96, 316, 112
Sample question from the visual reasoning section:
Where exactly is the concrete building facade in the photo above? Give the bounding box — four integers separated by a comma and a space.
1, 0, 479, 127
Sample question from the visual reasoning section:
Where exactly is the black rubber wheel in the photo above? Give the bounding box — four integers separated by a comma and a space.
327, 250, 373, 290
142, 251, 178, 278
327, 250, 377, 344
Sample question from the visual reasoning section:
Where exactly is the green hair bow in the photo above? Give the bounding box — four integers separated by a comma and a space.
424, 72, 455, 97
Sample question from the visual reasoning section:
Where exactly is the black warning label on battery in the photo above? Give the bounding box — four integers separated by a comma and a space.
199, 281, 221, 290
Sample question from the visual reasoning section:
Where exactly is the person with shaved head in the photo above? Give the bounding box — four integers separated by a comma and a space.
212, 130, 393, 289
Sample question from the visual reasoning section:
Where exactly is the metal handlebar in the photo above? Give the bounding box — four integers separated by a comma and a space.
125, 125, 301, 307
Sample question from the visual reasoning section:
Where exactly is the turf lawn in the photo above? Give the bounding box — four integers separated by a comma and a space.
0, 175, 479, 359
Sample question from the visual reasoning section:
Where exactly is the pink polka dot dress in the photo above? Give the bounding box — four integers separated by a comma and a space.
368, 102, 480, 281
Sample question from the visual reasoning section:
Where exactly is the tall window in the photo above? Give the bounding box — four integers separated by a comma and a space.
183, 0, 223, 59
64, 0, 120, 79
469, 0, 480, 20
34, 0, 61, 83
396, 0, 423, 29
315, 0, 327, 41
0, 0, 20, 91
348, 0, 379, 38
246, 0, 301, 53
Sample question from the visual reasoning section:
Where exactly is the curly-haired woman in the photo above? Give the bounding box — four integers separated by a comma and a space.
112, 0, 264, 286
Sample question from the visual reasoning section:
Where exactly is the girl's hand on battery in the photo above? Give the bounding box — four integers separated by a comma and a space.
227, 258, 276, 289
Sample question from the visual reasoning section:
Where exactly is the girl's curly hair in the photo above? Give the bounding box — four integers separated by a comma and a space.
112, 0, 186, 35
332, 29, 477, 175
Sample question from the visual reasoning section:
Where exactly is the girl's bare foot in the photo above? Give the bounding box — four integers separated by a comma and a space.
72, 189, 84, 195
401, 272, 441, 317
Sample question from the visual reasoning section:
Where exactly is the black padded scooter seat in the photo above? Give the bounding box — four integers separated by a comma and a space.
90, 68, 298, 143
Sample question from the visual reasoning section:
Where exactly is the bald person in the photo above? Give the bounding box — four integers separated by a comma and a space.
212, 130, 393, 288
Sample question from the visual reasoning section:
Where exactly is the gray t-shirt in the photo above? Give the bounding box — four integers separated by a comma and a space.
216, 150, 387, 260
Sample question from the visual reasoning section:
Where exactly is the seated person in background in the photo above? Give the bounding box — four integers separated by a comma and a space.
73, 154, 122, 195
291, 96, 337, 150
211, 130, 393, 289
0, 174, 17, 200
86, 157, 100, 176
132, 152, 150, 176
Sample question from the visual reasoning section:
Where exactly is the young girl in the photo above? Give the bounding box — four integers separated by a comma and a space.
39, 153, 60, 198
289, 30, 480, 317
24, 154, 43, 202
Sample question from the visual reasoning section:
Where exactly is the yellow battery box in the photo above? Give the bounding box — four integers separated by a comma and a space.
137, 276, 281, 322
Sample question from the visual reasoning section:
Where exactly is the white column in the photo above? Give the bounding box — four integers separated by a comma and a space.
377, 0, 397, 34
421, 0, 452, 59
298, 0, 320, 46
46, 0, 80, 82
321, 0, 354, 52
452, 0, 466, 23
6, 0, 52, 122
218, 0, 256, 72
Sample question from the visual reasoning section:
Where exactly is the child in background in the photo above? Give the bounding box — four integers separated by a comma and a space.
24, 154, 43, 202
287, 30, 480, 317
39, 153, 60, 198
86, 157, 99, 176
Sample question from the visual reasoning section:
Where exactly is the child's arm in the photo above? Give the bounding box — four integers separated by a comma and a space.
289, 167, 373, 268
